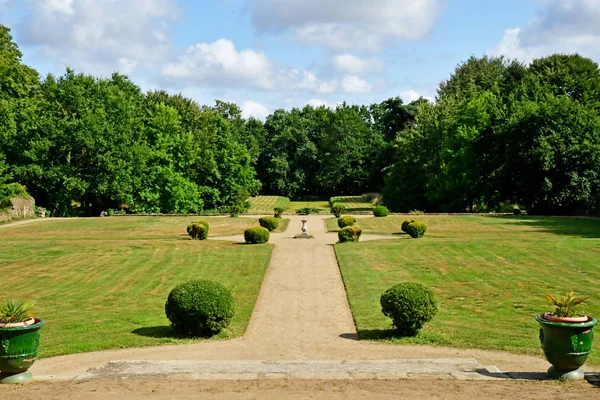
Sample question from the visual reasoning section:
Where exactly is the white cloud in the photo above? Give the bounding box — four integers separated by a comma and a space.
307, 99, 329, 108
19, 0, 178, 75
333, 54, 385, 75
241, 100, 269, 120
162, 39, 275, 90
490, 0, 600, 62
248, 0, 443, 50
342, 75, 372, 94
400, 90, 422, 103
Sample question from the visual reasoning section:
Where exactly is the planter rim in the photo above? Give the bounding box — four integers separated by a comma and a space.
0, 318, 44, 332
536, 314, 598, 328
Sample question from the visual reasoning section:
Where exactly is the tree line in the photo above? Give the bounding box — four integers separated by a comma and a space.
1, 25, 599, 216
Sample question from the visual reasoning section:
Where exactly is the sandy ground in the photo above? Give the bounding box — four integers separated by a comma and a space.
3, 215, 598, 398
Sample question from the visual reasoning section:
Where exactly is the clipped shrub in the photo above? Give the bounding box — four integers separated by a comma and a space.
373, 205, 390, 217
401, 219, 416, 233
338, 226, 362, 243
244, 226, 270, 244
406, 221, 427, 238
192, 219, 210, 230
331, 204, 346, 218
259, 216, 279, 231
337, 215, 356, 229
274, 207, 284, 218
165, 279, 235, 336
187, 222, 209, 240
380, 282, 438, 336
296, 207, 320, 215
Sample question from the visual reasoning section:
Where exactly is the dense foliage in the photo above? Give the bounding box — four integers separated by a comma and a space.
380, 282, 438, 336
373, 205, 390, 217
164, 280, 235, 336
338, 226, 362, 242
337, 216, 356, 228
406, 221, 427, 239
258, 216, 279, 231
244, 226, 270, 244
2, 24, 599, 216
187, 221, 209, 240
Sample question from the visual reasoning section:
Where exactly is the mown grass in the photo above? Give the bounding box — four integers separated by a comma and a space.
246, 196, 290, 215
334, 215, 600, 365
0, 217, 273, 358
330, 195, 377, 212
288, 201, 330, 213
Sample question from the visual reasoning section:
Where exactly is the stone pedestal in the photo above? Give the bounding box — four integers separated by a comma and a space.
294, 219, 313, 239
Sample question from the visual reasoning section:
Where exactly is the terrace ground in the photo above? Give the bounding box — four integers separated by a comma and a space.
1, 215, 599, 398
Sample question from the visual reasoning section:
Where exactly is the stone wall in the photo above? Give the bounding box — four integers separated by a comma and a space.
0, 197, 36, 222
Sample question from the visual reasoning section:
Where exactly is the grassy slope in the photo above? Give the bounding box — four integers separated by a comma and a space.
0, 217, 273, 358
330, 195, 375, 212
246, 196, 290, 214
334, 215, 600, 364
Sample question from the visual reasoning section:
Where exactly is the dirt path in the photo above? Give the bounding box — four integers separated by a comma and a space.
7, 215, 598, 397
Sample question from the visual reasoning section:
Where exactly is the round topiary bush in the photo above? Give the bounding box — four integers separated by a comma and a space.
406, 221, 427, 238
244, 226, 270, 244
187, 222, 209, 240
380, 282, 438, 336
338, 226, 362, 243
337, 215, 356, 229
259, 216, 279, 231
373, 205, 390, 217
331, 204, 346, 218
401, 219, 415, 233
274, 207, 284, 218
165, 279, 235, 336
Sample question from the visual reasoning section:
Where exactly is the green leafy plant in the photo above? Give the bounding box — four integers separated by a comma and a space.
337, 215, 356, 229
338, 226, 362, 243
165, 280, 235, 336
259, 216, 279, 231
244, 226, 270, 244
546, 291, 589, 318
0, 299, 35, 324
380, 282, 438, 336
401, 219, 416, 233
187, 221, 209, 240
406, 221, 427, 238
296, 207, 320, 215
373, 205, 389, 217
274, 207, 284, 218
331, 204, 346, 218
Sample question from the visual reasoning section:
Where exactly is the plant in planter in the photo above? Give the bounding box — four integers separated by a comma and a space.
536, 291, 597, 380
0, 300, 44, 384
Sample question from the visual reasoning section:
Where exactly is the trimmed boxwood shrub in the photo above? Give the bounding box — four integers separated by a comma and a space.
259, 216, 279, 231
187, 222, 209, 240
165, 279, 235, 336
401, 219, 415, 233
338, 226, 362, 243
373, 205, 390, 217
406, 221, 427, 238
331, 204, 346, 218
337, 215, 356, 229
274, 207, 284, 218
244, 226, 270, 244
380, 282, 438, 336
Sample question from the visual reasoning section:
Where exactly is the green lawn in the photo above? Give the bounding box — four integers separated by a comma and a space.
246, 196, 290, 215
330, 195, 377, 212
333, 215, 600, 365
0, 217, 273, 358
288, 201, 330, 213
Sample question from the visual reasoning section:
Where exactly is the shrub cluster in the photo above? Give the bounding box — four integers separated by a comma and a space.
244, 226, 270, 244
259, 216, 279, 231
406, 221, 427, 238
373, 205, 389, 217
380, 282, 438, 336
187, 220, 209, 240
331, 204, 346, 218
165, 279, 235, 336
337, 215, 356, 229
296, 207, 320, 215
338, 226, 362, 243
401, 219, 416, 233
274, 207, 284, 218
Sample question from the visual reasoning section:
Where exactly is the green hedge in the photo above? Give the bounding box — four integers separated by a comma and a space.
338, 226, 362, 243
259, 216, 279, 231
373, 205, 389, 217
244, 226, 270, 244
406, 221, 427, 238
337, 216, 356, 228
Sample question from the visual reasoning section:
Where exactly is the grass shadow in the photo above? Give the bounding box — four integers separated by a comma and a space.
355, 328, 406, 340
131, 326, 179, 339
490, 215, 600, 238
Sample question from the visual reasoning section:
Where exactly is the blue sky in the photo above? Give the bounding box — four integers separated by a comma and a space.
1, 0, 599, 119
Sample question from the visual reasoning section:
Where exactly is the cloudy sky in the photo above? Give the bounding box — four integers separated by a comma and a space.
1, 0, 599, 119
